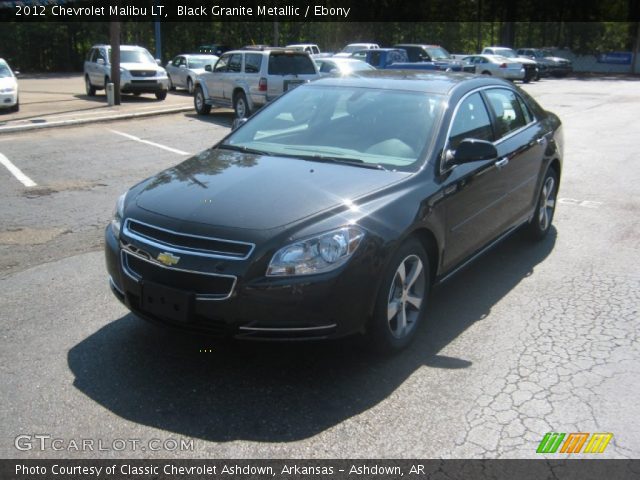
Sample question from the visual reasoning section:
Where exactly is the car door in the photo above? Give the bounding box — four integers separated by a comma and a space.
207, 53, 231, 101
222, 53, 243, 101
167, 56, 181, 87
440, 91, 510, 271
482, 88, 547, 228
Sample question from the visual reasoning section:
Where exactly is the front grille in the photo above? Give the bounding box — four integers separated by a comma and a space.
130, 80, 158, 85
130, 70, 157, 77
123, 250, 235, 298
125, 219, 254, 259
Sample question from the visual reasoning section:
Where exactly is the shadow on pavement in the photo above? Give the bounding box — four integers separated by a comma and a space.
184, 111, 234, 129
73, 93, 165, 104
68, 228, 556, 442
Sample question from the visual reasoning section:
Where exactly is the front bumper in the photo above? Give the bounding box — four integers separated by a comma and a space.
120, 78, 169, 93
0, 91, 17, 108
105, 224, 377, 340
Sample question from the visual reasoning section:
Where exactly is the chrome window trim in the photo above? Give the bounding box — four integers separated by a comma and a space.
123, 218, 255, 261
120, 248, 237, 301
439, 86, 538, 175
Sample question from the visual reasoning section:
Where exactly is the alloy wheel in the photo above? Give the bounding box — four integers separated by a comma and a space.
538, 176, 556, 231
387, 254, 426, 339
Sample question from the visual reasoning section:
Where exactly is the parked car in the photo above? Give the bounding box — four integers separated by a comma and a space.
194, 48, 320, 119
286, 43, 321, 55
315, 57, 376, 77
84, 45, 169, 100
0, 58, 19, 112
461, 55, 526, 81
166, 54, 218, 94
481, 46, 538, 81
106, 71, 562, 352
334, 43, 380, 57
393, 44, 466, 71
197, 44, 231, 56
516, 48, 573, 77
352, 48, 474, 73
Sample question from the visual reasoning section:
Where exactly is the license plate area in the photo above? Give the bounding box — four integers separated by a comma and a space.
141, 282, 192, 323
284, 80, 304, 91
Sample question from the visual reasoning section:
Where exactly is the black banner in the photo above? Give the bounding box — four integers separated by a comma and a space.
0, 0, 639, 22
2, 459, 640, 480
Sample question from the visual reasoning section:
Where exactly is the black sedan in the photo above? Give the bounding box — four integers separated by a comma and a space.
105, 71, 562, 352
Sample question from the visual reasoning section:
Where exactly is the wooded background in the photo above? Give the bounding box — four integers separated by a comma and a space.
1, 21, 638, 72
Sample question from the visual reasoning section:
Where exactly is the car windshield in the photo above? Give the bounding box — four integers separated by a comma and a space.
222, 85, 443, 172
111, 49, 155, 64
0, 64, 12, 78
188, 57, 216, 69
342, 61, 375, 72
341, 45, 365, 54
425, 47, 452, 60
542, 49, 554, 57
497, 49, 517, 58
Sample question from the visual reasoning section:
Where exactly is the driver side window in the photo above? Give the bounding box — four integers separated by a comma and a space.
214, 54, 230, 72
449, 92, 494, 150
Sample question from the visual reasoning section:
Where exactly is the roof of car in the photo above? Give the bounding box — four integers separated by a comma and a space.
312, 70, 505, 94
91, 44, 148, 51
394, 44, 441, 48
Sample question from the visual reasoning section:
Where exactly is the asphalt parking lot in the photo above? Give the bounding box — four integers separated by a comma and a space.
0, 77, 639, 459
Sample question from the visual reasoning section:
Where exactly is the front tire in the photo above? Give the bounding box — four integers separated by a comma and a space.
168, 75, 175, 91
155, 91, 167, 100
85, 75, 96, 96
11, 98, 19, 112
233, 91, 250, 119
187, 77, 194, 95
194, 86, 211, 115
526, 168, 558, 240
368, 238, 430, 353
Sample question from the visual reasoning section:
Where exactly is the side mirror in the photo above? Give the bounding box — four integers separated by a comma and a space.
13, 70, 20, 76
448, 139, 497, 165
329, 68, 339, 74
205, 64, 212, 72
231, 118, 248, 131
156, 59, 162, 66
97, 58, 105, 65
179, 64, 187, 69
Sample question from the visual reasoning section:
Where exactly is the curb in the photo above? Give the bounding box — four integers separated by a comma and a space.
0, 105, 193, 134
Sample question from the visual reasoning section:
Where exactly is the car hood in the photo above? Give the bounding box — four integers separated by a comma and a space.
515, 56, 537, 65
121, 62, 163, 72
0, 76, 17, 89
133, 148, 408, 231
545, 56, 571, 64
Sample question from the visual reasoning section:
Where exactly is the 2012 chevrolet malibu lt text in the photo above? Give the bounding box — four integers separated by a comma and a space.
105, 71, 562, 352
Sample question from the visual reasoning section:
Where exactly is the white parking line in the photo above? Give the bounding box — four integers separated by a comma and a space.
109, 129, 191, 156
0, 151, 37, 187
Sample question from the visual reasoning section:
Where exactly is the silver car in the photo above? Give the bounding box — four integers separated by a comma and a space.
461, 55, 525, 81
166, 54, 218, 94
0, 58, 19, 112
315, 58, 375, 77
194, 48, 320, 119
84, 45, 170, 100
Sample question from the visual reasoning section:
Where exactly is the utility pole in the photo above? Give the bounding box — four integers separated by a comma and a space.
154, 0, 162, 60
109, 20, 121, 105
273, 21, 279, 46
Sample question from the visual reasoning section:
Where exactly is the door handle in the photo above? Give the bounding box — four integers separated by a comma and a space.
495, 157, 509, 169
536, 136, 547, 144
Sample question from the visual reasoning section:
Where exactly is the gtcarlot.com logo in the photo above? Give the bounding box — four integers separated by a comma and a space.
15, 434, 194, 452
536, 432, 613, 454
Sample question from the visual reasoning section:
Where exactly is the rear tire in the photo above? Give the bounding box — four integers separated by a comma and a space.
11, 98, 19, 112
155, 91, 167, 101
367, 238, 430, 354
233, 91, 250, 119
481, 70, 492, 76
187, 77, 194, 95
194, 86, 211, 115
85, 75, 96, 96
526, 168, 559, 241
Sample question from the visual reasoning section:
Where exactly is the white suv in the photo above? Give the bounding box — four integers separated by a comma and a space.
193, 48, 319, 118
84, 45, 169, 100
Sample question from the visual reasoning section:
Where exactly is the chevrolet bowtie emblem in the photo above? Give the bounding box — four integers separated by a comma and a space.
157, 252, 180, 266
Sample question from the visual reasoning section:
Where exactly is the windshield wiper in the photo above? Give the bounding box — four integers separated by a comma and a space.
297, 154, 387, 170
218, 144, 270, 156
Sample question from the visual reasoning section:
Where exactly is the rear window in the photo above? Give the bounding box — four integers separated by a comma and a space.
268, 53, 316, 75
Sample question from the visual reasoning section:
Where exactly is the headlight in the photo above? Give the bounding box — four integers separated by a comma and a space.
266, 226, 365, 277
110, 193, 126, 238
0, 87, 15, 93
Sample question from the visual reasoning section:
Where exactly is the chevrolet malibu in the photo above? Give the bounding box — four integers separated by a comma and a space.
105, 71, 562, 352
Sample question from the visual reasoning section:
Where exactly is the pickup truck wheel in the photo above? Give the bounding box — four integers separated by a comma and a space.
233, 92, 250, 119
194, 86, 211, 115
85, 76, 96, 96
